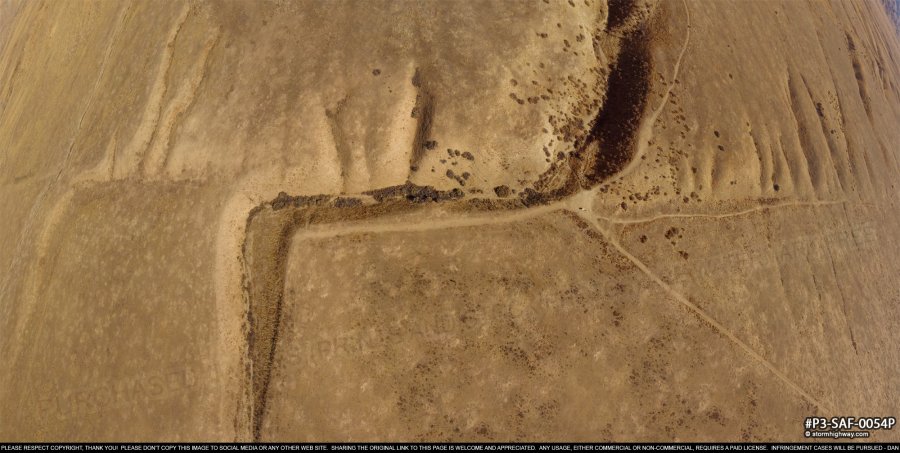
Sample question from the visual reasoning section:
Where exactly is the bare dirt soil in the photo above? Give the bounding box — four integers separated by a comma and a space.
1, 0, 899, 442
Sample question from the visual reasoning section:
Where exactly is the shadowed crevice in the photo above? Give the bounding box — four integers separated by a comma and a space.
607, 0, 637, 31
408, 68, 436, 174
527, 22, 654, 204
581, 26, 652, 184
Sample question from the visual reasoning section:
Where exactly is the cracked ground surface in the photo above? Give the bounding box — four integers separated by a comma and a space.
1, 0, 900, 442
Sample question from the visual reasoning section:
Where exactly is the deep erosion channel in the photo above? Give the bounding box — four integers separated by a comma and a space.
240, 6, 668, 440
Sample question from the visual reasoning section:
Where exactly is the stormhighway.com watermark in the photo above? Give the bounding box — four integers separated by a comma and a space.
804, 416, 896, 439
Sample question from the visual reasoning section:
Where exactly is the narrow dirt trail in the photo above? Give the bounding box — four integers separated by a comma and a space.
267, 190, 840, 420
599, 199, 847, 225
575, 206, 835, 414
291, 0, 697, 245
296, 203, 562, 241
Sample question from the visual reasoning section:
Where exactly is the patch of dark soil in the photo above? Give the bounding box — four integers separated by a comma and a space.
607, 0, 637, 31
519, 188, 545, 206
270, 192, 332, 210
446, 169, 466, 186
580, 26, 652, 184
333, 197, 363, 208
365, 181, 464, 203
493, 185, 511, 198
463, 197, 526, 212
409, 90, 435, 167
523, 171, 582, 206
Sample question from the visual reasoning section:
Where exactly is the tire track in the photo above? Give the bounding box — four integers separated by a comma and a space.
572, 208, 835, 415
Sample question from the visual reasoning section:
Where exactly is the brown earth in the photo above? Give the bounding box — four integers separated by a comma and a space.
1, 0, 899, 442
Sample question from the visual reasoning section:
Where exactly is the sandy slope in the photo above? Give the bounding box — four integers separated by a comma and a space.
0, 0, 899, 442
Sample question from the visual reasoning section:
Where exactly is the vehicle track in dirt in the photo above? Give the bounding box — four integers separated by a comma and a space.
233, 1, 822, 441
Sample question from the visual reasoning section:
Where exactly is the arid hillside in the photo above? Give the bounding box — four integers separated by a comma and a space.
1, 0, 899, 442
